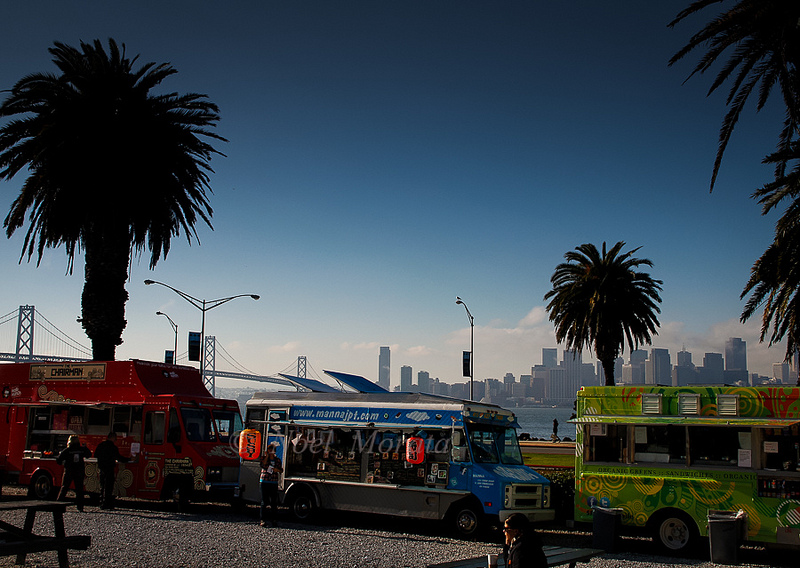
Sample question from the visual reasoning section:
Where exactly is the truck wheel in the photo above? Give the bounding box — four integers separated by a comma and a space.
29, 471, 55, 500
289, 490, 317, 522
651, 510, 697, 553
451, 503, 482, 537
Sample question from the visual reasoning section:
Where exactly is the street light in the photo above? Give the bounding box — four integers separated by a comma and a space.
144, 280, 260, 391
155, 311, 178, 363
456, 296, 474, 401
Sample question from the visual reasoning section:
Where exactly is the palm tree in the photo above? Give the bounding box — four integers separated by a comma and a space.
741, 141, 800, 359
0, 39, 225, 360
668, 0, 800, 190
544, 242, 663, 386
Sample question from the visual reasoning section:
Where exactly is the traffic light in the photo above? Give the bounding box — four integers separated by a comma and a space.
188, 332, 201, 362
463, 351, 471, 377
164, 350, 174, 365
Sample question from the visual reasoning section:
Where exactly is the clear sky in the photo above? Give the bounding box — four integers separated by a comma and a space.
0, 1, 788, 389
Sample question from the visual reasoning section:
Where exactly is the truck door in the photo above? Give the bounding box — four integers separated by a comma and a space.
265, 408, 288, 490
449, 428, 472, 491
140, 408, 167, 498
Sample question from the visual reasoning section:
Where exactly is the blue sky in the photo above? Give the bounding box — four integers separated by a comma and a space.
0, 1, 788, 389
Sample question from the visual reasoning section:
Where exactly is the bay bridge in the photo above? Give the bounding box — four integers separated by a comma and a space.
0, 305, 310, 396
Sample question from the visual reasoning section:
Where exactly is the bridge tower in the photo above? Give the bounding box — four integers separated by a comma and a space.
297, 355, 307, 379
15, 305, 35, 362
203, 336, 216, 396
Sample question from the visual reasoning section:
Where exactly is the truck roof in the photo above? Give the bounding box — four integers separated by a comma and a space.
0, 359, 215, 404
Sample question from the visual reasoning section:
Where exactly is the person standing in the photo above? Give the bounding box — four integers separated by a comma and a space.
56, 435, 91, 511
552, 418, 559, 441
259, 443, 283, 527
94, 432, 130, 510
503, 513, 548, 568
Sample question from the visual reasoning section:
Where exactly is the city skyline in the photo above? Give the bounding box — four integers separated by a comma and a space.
379, 336, 793, 392
0, 2, 790, 388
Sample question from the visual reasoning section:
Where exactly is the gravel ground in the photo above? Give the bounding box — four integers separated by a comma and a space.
0, 497, 795, 568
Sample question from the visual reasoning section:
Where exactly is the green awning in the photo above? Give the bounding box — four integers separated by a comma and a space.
573, 415, 800, 427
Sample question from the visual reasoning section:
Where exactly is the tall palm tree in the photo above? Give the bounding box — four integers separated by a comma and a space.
0, 39, 225, 360
741, 141, 800, 358
544, 242, 663, 386
668, 0, 800, 190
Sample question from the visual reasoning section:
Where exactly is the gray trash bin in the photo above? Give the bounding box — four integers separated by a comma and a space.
708, 510, 747, 565
592, 506, 623, 552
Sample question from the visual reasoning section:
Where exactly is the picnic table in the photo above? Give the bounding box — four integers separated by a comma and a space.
428, 545, 604, 568
0, 500, 90, 568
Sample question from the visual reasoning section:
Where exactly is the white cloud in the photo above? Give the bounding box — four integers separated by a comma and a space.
268, 341, 301, 354
518, 306, 548, 328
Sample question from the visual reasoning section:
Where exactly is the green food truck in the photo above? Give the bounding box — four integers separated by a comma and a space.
574, 385, 800, 551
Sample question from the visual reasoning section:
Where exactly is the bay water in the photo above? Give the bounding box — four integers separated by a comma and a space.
511, 406, 576, 441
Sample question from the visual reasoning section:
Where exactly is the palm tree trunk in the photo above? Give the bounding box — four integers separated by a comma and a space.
601, 358, 616, 387
81, 224, 130, 361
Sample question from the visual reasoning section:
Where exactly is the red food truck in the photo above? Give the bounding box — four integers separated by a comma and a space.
0, 360, 242, 504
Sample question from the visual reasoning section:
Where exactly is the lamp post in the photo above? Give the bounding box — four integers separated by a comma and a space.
155, 311, 178, 363
456, 296, 474, 401
144, 280, 260, 392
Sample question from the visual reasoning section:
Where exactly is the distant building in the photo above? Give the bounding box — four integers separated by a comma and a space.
773, 362, 791, 384
645, 348, 671, 385
725, 338, 747, 372
700, 352, 724, 384
418, 370, 430, 393
503, 372, 515, 395
400, 365, 412, 392
542, 348, 558, 369
725, 337, 748, 384
378, 346, 390, 390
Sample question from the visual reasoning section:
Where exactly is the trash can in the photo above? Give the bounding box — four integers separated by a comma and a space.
708, 510, 747, 565
592, 506, 623, 552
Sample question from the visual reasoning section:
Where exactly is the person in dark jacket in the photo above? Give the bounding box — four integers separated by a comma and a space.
503, 513, 548, 568
259, 443, 283, 527
94, 432, 130, 510
56, 435, 91, 511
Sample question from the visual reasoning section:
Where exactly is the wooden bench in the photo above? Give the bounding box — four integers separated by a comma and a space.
0, 499, 91, 568
0, 535, 91, 556
428, 545, 604, 568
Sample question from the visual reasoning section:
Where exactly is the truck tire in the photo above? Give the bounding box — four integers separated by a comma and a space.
29, 471, 55, 500
650, 510, 698, 553
288, 489, 318, 522
448, 500, 483, 537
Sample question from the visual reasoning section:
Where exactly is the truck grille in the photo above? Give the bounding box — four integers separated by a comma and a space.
505, 484, 550, 509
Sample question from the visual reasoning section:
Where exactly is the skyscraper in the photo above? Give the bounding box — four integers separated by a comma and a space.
725, 337, 747, 372
418, 370, 431, 393
701, 353, 724, 383
542, 348, 558, 368
645, 348, 671, 385
400, 365, 412, 392
378, 346, 390, 390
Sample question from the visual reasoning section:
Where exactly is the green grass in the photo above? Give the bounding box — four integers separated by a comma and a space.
523, 452, 575, 469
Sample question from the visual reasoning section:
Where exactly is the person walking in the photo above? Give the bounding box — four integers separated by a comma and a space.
503, 513, 548, 568
94, 432, 130, 510
259, 443, 283, 527
55, 435, 91, 511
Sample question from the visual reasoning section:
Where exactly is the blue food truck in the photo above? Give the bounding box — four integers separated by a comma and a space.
238, 371, 554, 535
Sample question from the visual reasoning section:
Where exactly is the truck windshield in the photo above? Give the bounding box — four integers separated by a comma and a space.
213, 410, 243, 443
467, 424, 524, 465
181, 408, 214, 442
